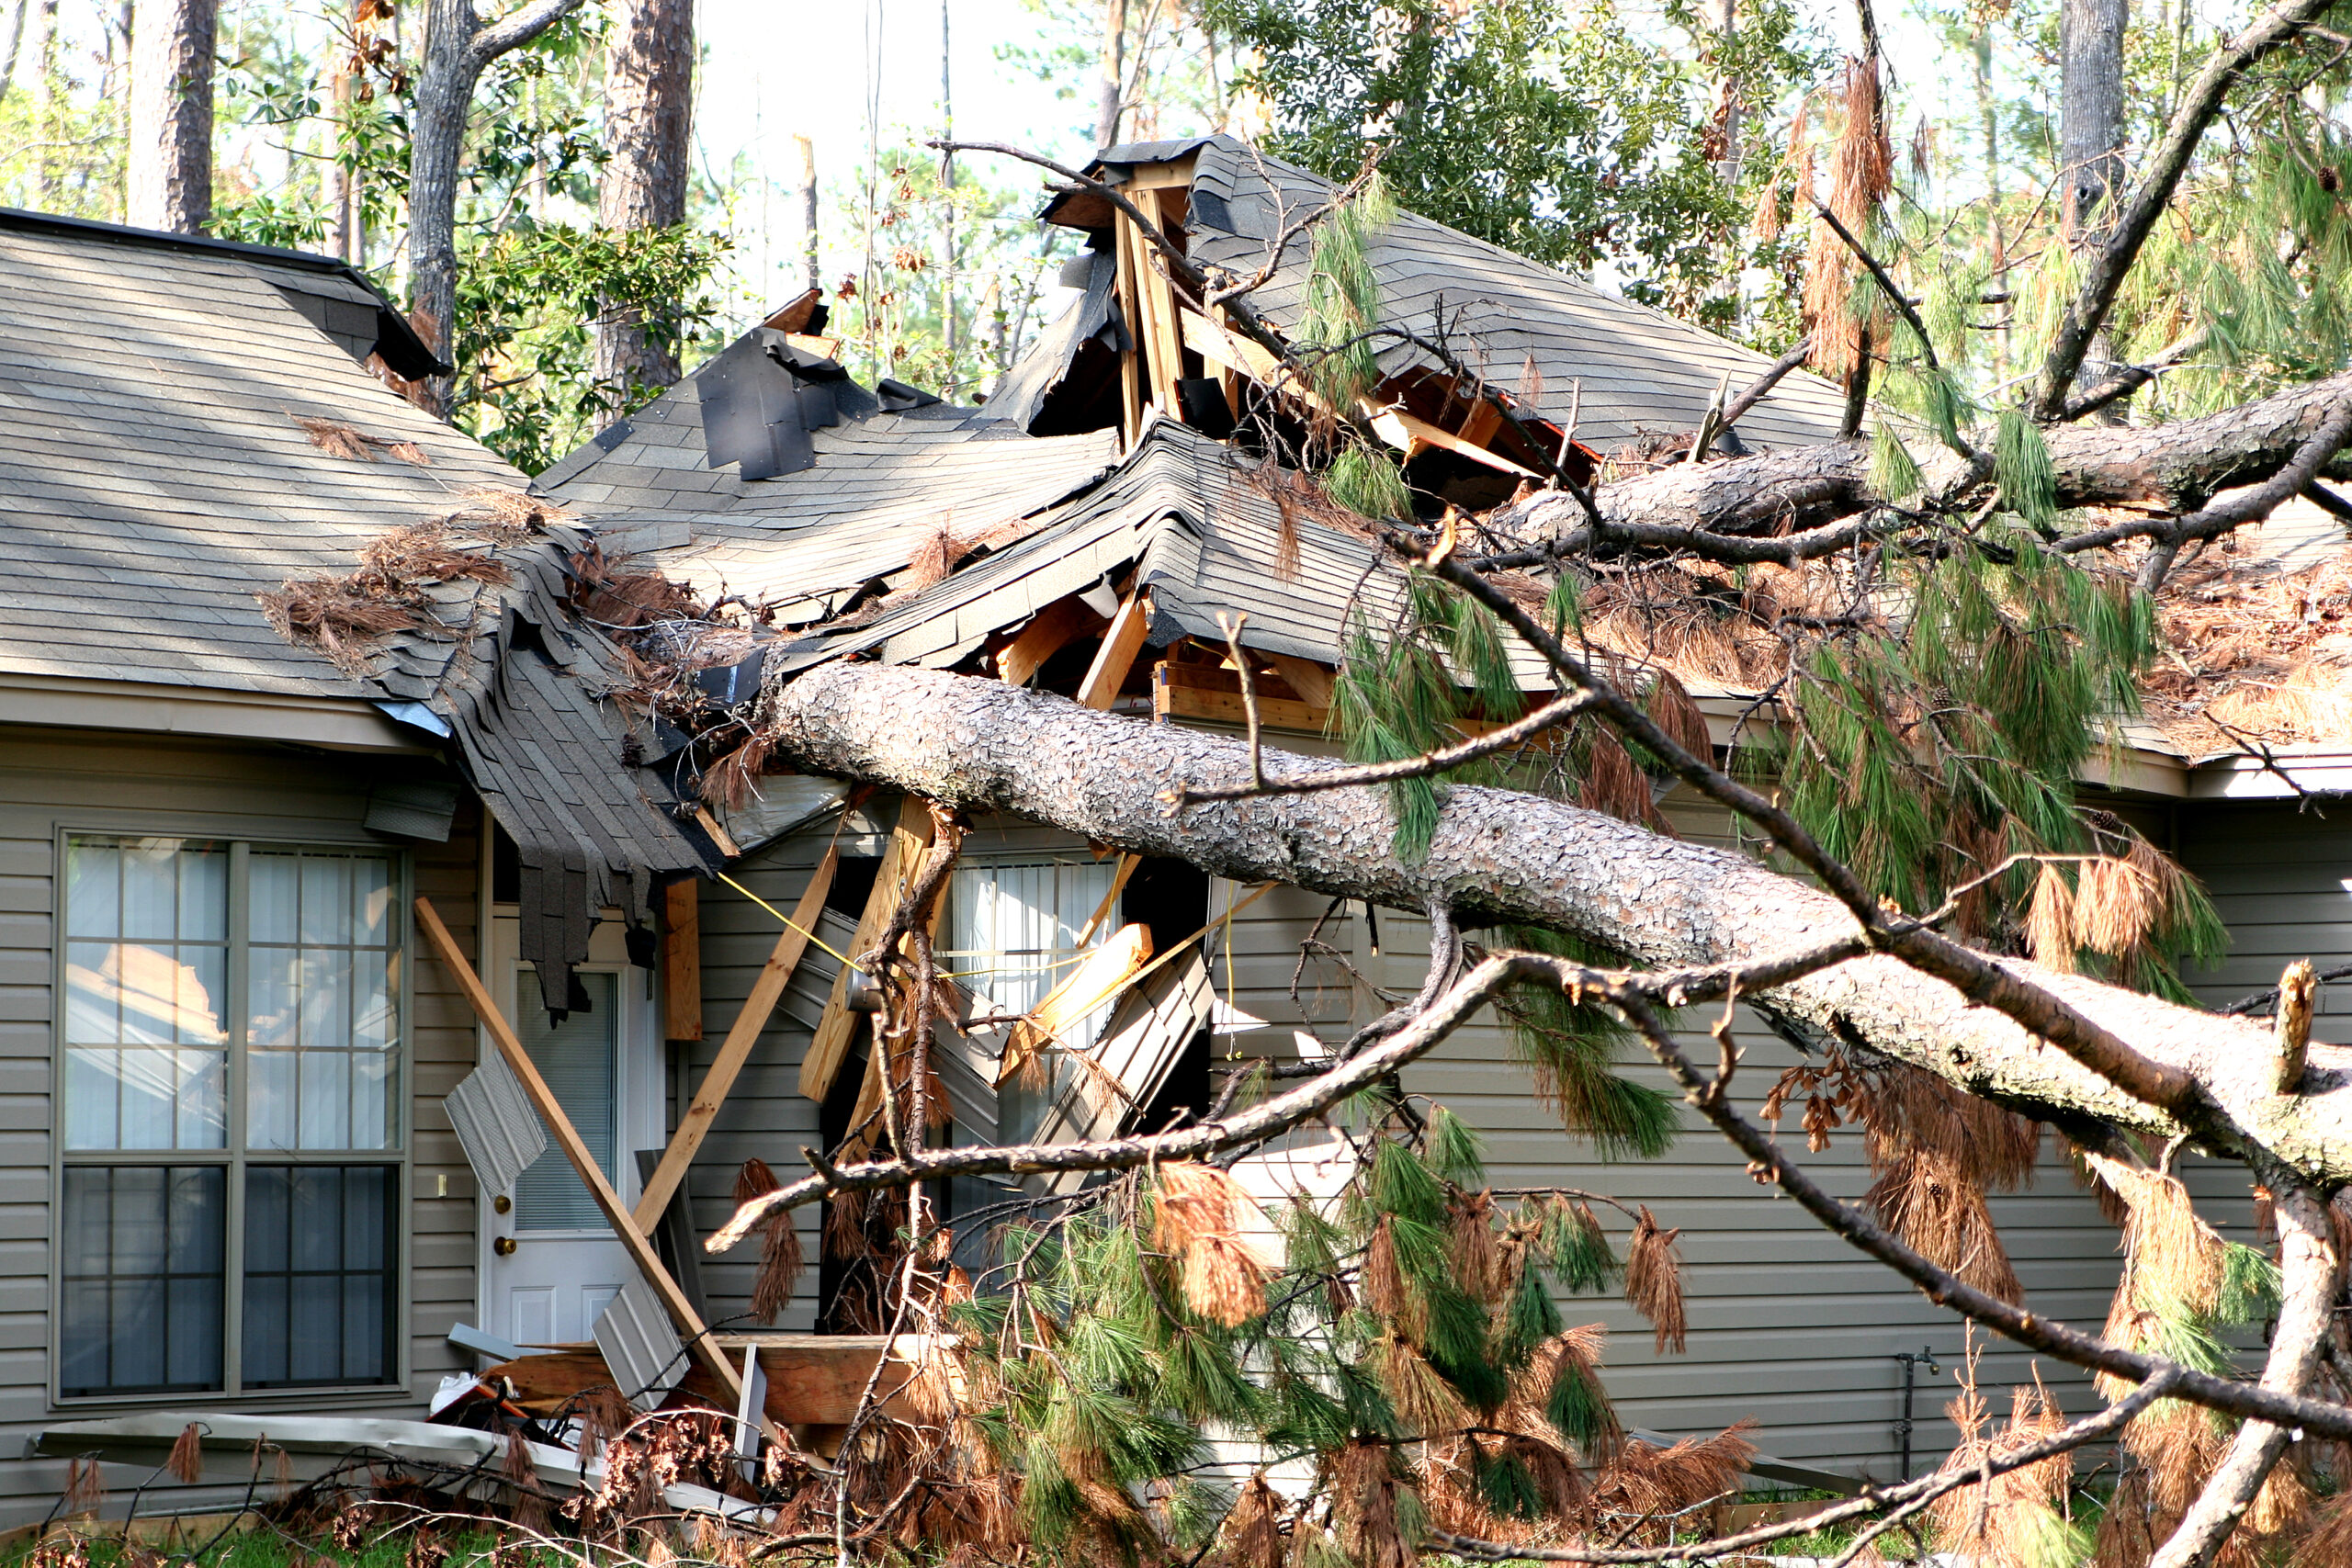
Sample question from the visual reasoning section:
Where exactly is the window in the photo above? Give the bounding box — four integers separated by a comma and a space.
58, 836, 403, 1399
946, 858, 1117, 1143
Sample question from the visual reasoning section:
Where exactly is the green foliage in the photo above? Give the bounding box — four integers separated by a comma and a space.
1495, 927, 1679, 1159
1869, 423, 1922, 502
1201, 0, 1825, 328
1326, 446, 1415, 519
1995, 408, 2059, 531
451, 221, 732, 471
2216, 1242, 2283, 1326
1544, 1348, 1614, 1449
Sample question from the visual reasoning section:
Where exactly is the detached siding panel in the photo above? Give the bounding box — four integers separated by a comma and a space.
0, 728, 481, 1524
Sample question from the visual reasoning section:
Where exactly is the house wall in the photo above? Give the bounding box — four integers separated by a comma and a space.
0, 726, 481, 1524
682, 782, 2294, 1483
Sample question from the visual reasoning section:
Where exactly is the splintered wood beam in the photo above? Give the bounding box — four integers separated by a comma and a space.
799, 795, 936, 1102
1133, 190, 1187, 415
1178, 306, 1540, 479
1365, 403, 1542, 479
1113, 217, 1146, 444
998, 596, 1106, 689
413, 896, 745, 1406
635, 847, 841, 1231
662, 879, 702, 1043
1075, 592, 1152, 710
1262, 651, 1337, 711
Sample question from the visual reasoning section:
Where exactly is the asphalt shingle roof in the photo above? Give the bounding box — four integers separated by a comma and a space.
1032, 135, 1851, 453
0, 212, 711, 1007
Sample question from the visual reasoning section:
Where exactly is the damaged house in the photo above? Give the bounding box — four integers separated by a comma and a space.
0, 135, 2342, 1519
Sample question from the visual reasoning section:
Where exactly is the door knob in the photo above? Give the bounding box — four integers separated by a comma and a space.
493, 1235, 517, 1256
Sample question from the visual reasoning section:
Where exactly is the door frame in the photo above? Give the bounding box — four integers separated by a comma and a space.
475, 908, 662, 1337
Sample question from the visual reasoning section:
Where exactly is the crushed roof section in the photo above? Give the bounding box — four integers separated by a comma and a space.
1057, 136, 1850, 452
772, 416, 1545, 685
537, 339, 1121, 620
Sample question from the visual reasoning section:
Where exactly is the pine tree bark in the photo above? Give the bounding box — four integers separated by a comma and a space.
126, 0, 217, 233
2060, 0, 2129, 241
1505, 367, 2352, 546
753, 660, 2352, 1190
407, 0, 588, 417
1095, 0, 1125, 148
592, 0, 693, 398
795, 133, 820, 291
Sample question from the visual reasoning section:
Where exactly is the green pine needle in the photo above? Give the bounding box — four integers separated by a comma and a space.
1996, 407, 2058, 529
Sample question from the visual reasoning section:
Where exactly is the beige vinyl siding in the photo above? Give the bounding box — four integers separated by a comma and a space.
1203, 784, 2143, 1483
680, 786, 2285, 1483
685, 829, 854, 1332
0, 726, 480, 1524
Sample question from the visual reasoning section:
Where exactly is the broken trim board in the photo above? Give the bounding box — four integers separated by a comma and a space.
32, 1413, 771, 1523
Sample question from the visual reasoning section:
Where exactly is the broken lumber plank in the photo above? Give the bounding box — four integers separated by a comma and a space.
1114, 215, 1147, 443
413, 896, 746, 1407
662, 878, 702, 1043
997, 922, 1155, 1086
637, 848, 841, 1230
1075, 592, 1152, 709
1153, 666, 1328, 734
1365, 402, 1542, 479
998, 595, 1106, 689
1262, 650, 1337, 711
798, 795, 935, 1101
1132, 191, 1188, 416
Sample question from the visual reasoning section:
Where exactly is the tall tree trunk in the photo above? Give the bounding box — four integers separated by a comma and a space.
127, 0, 217, 232
0, 0, 30, 108
406, 0, 588, 417
593, 0, 694, 399
939, 0, 956, 380
795, 132, 819, 292
1095, 0, 1125, 149
24, 0, 53, 199
2060, 0, 2129, 404
753, 660, 2352, 1188
2060, 0, 2129, 240
328, 0, 355, 264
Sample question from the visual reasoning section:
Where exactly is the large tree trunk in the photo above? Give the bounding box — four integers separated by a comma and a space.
126, 0, 217, 233
754, 661, 2352, 1187
2060, 0, 2129, 242
795, 132, 820, 291
1510, 367, 2352, 543
592, 0, 694, 397
1095, 0, 1125, 148
406, 0, 585, 417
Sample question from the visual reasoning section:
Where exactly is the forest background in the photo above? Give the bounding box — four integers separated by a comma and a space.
0, 0, 2263, 475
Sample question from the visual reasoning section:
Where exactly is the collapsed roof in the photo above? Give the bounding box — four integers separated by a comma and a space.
998, 136, 1850, 465
0, 209, 716, 1010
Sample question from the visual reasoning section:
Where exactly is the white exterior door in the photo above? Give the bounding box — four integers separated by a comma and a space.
480, 915, 662, 1347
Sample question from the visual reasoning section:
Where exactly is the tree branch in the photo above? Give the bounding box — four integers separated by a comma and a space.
753, 660, 2352, 1184
468, 0, 587, 66
2031, 0, 2338, 419
1597, 978, 2352, 1443
1429, 1367, 2177, 1563
2147, 1178, 2339, 1568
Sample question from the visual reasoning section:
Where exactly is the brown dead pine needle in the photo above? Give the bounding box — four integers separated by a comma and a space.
1624, 1205, 1688, 1354
2026, 863, 2078, 972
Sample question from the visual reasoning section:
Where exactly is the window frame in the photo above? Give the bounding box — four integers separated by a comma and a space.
48, 822, 414, 1410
